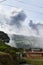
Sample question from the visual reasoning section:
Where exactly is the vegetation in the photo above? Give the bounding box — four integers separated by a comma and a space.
0, 31, 19, 65
0, 31, 10, 43
26, 59, 43, 65
0, 31, 43, 65
0, 40, 20, 65
0, 40, 43, 65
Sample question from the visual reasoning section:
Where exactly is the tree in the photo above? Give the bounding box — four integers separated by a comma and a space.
0, 31, 10, 43
40, 48, 42, 51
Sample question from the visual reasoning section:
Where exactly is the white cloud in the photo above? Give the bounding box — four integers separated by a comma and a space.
0, 7, 26, 34
0, 6, 43, 37
8, 8, 26, 28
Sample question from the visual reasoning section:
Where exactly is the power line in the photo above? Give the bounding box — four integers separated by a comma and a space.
3, 3, 43, 15
5, 4, 16, 7
14, 0, 43, 14
1, 0, 43, 15
14, 0, 43, 9
0, 0, 43, 19
0, 0, 43, 10
30, 4, 43, 9
0, 0, 6, 3
15, 0, 24, 3
1, 0, 43, 10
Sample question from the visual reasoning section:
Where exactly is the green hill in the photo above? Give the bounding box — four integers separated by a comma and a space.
0, 40, 23, 65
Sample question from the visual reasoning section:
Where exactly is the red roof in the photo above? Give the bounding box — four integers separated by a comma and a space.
27, 51, 43, 54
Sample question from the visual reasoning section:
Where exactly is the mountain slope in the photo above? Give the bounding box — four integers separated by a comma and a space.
0, 52, 14, 65
0, 40, 22, 65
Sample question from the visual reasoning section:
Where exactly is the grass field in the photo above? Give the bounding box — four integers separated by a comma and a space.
26, 59, 43, 65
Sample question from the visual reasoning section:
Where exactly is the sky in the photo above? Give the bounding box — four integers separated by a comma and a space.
1, 0, 43, 22
1, 0, 43, 21
0, 0, 43, 36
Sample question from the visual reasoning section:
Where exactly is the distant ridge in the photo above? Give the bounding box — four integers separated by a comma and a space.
10, 34, 43, 49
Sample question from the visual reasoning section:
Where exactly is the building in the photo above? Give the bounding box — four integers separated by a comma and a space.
26, 49, 43, 59
16, 49, 43, 59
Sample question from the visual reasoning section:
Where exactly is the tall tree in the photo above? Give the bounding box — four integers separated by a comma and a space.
0, 31, 10, 43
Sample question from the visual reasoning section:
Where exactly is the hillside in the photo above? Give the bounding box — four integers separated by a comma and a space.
0, 52, 13, 65
0, 40, 23, 65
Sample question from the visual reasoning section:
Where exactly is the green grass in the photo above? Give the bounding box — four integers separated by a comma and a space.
26, 59, 43, 65
1, 40, 43, 65
0, 40, 22, 65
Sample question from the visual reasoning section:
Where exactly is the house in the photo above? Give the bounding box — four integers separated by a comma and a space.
26, 49, 43, 59
16, 48, 43, 59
